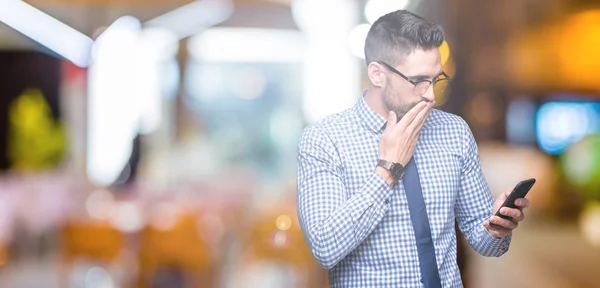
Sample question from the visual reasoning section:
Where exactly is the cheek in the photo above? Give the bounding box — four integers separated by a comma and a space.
388, 80, 413, 102
398, 80, 415, 96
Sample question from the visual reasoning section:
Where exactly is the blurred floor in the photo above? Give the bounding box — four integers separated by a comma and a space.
468, 220, 600, 288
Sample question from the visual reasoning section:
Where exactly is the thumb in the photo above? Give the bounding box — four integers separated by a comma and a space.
496, 188, 512, 202
502, 188, 513, 200
384, 111, 397, 133
493, 188, 512, 214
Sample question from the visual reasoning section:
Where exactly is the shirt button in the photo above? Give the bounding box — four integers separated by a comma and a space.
384, 200, 389, 204
420, 279, 424, 283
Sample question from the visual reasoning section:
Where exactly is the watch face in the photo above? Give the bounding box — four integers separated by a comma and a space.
391, 165, 404, 180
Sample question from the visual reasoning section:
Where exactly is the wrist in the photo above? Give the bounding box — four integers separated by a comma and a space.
376, 166, 396, 187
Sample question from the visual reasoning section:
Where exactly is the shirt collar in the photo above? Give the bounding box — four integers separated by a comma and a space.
356, 91, 387, 134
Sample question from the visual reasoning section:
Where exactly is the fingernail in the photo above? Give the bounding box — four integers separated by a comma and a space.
501, 208, 506, 214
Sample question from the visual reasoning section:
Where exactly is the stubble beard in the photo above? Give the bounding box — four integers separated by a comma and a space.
383, 86, 426, 122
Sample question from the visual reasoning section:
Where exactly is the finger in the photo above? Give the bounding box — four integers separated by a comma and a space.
503, 188, 513, 198
383, 111, 397, 134
406, 102, 433, 131
499, 207, 524, 222
414, 105, 433, 129
396, 101, 427, 129
495, 188, 512, 205
490, 216, 518, 230
515, 198, 530, 209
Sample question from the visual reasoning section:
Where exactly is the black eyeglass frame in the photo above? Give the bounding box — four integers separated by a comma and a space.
376, 61, 451, 96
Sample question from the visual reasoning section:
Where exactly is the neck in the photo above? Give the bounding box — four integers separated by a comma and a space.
364, 87, 388, 118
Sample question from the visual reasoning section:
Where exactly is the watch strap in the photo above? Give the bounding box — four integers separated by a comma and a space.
377, 159, 394, 170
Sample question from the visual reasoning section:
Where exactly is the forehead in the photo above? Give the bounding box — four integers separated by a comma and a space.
395, 48, 442, 77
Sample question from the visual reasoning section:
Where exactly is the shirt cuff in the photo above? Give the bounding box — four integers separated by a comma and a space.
480, 224, 512, 256
362, 172, 395, 208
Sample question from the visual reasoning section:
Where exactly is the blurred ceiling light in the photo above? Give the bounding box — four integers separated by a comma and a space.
347, 23, 371, 59
137, 27, 179, 62
91, 16, 142, 63
0, 0, 93, 67
292, 0, 360, 123
188, 28, 306, 62
145, 0, 234, 40
364, 0, 411, 24
292, 0, 351, 30
87, 16, 142, 187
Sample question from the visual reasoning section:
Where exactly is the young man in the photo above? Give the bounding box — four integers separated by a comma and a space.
296, 10, 530, 287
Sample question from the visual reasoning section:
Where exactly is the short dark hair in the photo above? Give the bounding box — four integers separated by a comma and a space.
364, 10, 445, 66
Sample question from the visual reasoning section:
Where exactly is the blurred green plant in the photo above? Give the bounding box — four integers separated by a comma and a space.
560, 133, 600, 201
7, 88, 66, 171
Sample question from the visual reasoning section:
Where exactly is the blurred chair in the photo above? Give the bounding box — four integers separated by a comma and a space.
236, 196, 327, 288
59, 219, 125, 287
137, 211, 214, 288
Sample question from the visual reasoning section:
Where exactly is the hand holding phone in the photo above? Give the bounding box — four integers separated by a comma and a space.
495, 178, 536, 219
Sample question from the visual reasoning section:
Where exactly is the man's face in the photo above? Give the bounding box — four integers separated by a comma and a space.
382, 48, 442, 121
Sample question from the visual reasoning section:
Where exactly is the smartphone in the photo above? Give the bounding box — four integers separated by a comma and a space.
495, 178, 536, 219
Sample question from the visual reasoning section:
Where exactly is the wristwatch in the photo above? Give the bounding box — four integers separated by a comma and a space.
377, 159, 405, 180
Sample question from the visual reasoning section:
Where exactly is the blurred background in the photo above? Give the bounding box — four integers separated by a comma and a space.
0, 0, 599, 287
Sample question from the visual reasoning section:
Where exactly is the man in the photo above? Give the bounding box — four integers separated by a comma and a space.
296, 10, 530, 287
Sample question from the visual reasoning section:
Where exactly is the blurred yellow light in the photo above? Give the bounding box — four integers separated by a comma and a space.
435, 56, 455, 107
276, 215, 292, 231
556, 10, 600, 90
505, 9, 600, 92
443, 55, 455, 78
439, 40, 450, 65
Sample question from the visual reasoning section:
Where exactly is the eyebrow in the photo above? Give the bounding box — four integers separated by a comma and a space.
409, 71, 444, 81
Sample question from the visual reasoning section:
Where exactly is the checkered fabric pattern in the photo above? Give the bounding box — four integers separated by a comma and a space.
297, 94, 511, 287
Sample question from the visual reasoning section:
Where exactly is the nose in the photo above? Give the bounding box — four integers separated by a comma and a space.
422, 84, 435, 102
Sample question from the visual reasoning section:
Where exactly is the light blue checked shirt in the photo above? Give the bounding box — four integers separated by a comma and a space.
297, 94, 511, 287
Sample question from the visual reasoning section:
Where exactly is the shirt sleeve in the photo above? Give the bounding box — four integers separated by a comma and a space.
454, 119, 511, 257
297, 125, 394, 269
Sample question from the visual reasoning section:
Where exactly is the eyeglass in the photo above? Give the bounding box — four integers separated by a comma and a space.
377, 61, 451, 97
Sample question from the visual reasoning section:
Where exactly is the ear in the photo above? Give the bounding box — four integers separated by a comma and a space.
367, 62, 386, 88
